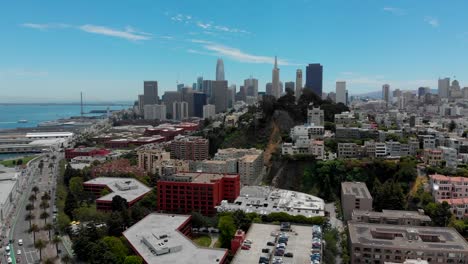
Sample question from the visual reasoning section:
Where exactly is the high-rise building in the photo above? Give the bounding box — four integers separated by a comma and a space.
216, 58, 225, 81
170, 136, 209, 161
272, 56, 281, 98
336, 81, 347, 105
181, 88, 195, 117
305, 63, 323, 96
438, 77, 450, 98
177, 83, 185, 92
143, 81, 158, 105
285, 81, 295, 93
202, 80, 213, 99
265, 83, 273, 96
244, 77, 258, 97
382, 84, 390, 107
227, 85, 236, 108
418, 87, 430, 97
197, 76, 204, 91
162, 91, 182, 119
203, 104, 216, 119
193, 92, 207, 118
295, 69, 303, 100
172, 101, 188, 121
143, 104, 166, 121
212, 80, 228, 113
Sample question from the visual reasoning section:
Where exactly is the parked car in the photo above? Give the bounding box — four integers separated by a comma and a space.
267, 241, 275, 246
17, 250, 21, 255
259, 256, 269, 263
284, 252, 293, 258
18, 239, 23, 246
241, 245, 250, 250
262, 248, 270, 253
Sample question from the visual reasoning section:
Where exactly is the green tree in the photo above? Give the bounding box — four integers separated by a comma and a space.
61, 254, 72, 264
218, 215, 236, 248
448, 120, 457, 132
34, 239, 47, 260
29, 194, 37, 204
40, 200, 50, 210
69, 177, 84, 199
29, 223, 40, 243
111, 195, 129, 212
102, 236, 130, 263
124, 255, 143, 264
425, 201, 452, 227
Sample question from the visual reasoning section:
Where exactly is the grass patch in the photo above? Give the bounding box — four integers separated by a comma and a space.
193, 235, 212, 247
213, 239, 222, 248
0, 155, 37, 167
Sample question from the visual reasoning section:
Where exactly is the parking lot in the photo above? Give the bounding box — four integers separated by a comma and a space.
231, 223, 314, 264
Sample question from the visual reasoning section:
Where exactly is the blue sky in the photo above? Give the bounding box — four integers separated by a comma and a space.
1, 0, 467, 102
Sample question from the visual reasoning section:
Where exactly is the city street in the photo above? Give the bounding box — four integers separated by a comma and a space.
2, 151, 65, 264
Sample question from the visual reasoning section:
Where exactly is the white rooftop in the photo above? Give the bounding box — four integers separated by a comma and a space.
26, 132, 74, 138
84, 177, 151, 203
0, 170, 18, 206
217, 186, 325, 217
123, 213, 227, 264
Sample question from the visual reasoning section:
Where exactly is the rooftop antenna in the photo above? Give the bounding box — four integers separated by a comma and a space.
80, 92, 84, 117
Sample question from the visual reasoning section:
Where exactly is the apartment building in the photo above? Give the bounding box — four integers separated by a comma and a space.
170, 135, 209, 161
423, 149, 443, 166
341, 182, 373, 221
307, 106, 324, 126
338, 143, 360, 158
430, 174, 468, 219
439, 146, 458, 168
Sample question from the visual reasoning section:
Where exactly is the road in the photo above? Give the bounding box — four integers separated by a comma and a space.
4, 151, 65, 264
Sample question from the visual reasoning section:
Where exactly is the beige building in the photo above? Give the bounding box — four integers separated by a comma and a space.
137, 148, 189, 175
423, 149, 443, 167
351, 209, 431, 226
338, 143, 361, 158
341, 182, 373, 221
238, 154, 263, 185
348, 222, 468, 264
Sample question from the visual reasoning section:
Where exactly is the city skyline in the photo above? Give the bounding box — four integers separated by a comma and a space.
2, 0, 468, 102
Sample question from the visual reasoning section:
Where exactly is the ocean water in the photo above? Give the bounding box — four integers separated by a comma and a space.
0, 104, 130, 130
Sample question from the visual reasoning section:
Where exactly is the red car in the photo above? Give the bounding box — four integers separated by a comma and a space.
241, 245, 251, 250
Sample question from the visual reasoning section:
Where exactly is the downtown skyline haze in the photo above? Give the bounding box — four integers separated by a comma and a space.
1, 0, 468, 102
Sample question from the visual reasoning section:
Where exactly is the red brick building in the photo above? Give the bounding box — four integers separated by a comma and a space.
65, 147, 110, 160
169, 135, 209, 161
157, 172, 240, 216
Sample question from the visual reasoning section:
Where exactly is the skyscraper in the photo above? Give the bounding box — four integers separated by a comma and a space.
295, 69, 303, 100
265, 83, 273, 96
162, 91, 182, 118
173, 101, 188, 121
193, 92, 207, 118
216, 58, 225, 81
438, 78, 450, 98
197, 76, 204, 91
143, 81, 159, 105
272, 56, 281, 98
244, 77, 258, 97
305, 63, 323, 96
202, 80, 213, 99
336, 81, 347, 105
382, 84, 390, 107
212, 80, 228, 113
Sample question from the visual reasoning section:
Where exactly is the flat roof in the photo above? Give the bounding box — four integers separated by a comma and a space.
0, 170, 18, 206
217, 186, 325, 217
341, 182, 372, 199
123, 213, 227, 264
348, 222, 468, 252
84, 177, 151, 203
231, 223, 314, 264
352, 209, 432, 222
26, 132, 73, 137
164, 172, 238, 184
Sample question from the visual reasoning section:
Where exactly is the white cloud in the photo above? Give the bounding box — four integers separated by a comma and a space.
21, 23, 70, 30
78, 24, 151, 41
188, 40, 299, 65
168, 12, 249, 34
196, 22, 211, 29
383, 7, 406, 16
424, 16, 439, 27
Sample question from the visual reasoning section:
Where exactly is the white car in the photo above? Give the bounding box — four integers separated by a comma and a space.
5, 245, 10, 252
17, 249, 21, 255
18, 239, 23, 246
7, 257, 12, 264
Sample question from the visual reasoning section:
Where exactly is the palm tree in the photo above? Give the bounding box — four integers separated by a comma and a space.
40, 211, 50, 224
40, 200, 50, 210
32, 186, 39, 196
29, 224, 40, 243
29, 194, 37, 204
34, 239, 47, 260
38, 161, 44, 173
25, 213, 35, 228
26, 203, 34, 212
41, 192, 51, 201
62, 254, 71, 264
52, 235, 62, 256
44, 258, 54, 264
43, 223, 54, 240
